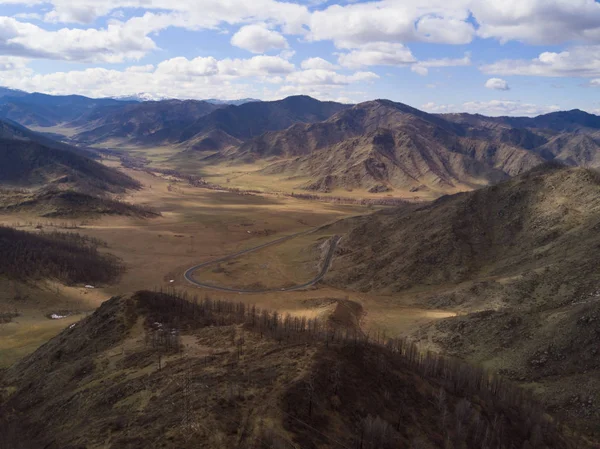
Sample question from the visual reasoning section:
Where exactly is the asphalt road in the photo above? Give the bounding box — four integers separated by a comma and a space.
184, 231, 341, 294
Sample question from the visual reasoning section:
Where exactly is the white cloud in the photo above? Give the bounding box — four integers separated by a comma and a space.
0, 55, 30, 71
0, 14, 180, 63
155, 57, 219, 78
481, 45, 600, 78
485, 78, 510, 90
301, 57, 337, 70
274, 84, 364, 103
218, 55, 295, 77
338, 42, 416, 69
231, 24, 288, 53
13, 12, 42, 20
308, 1, 475, 48
471, 0, 600, 45
125, 64, 155, 73
34, 0, 309, 34
411, 53, 471, 76
422, 100, 561, 116
411, 65, 428, 76
0, 53, 380, 103
286, 69, 378, 86
591, 79, 600, 87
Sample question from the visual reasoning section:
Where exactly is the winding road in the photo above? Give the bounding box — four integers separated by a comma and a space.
184, 229, 341, 294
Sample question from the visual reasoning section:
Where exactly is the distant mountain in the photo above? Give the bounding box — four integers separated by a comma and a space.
108, 95, 260, 105
0, 93, 133, 127
71, 100, 224, 146
204, 98, 261, 106
0, 118, 92, 155
232, 100, 543, 194
0, 136, 139, 194
174, 95, 349, 148
0, 87, 27, 98
442, 109, 600, 133
72, 95, 348, 150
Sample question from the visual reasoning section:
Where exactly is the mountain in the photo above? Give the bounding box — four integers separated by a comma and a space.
0, 117, 91, 155
233, 100, 544, 194
69, 96, 344, 149
205, 97, 261, 106
0, 189, 158, 218
0, 137, 139, 194
175, 95, 349, 143
0, 93, 133, 127
0, 290, 575, 449
71, 100, 224, 146
325, 164, 600, 433
327, 163, 600, 294
108, 95, 259, 105
442, 109, 600, 133
0, 87, 27, 98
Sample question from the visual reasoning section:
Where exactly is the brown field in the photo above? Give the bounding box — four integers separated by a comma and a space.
0, 159, 453, 367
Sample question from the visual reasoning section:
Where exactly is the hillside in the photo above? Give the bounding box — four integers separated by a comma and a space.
327, 164, 600, 295
0, 188, 158, 218
233, 100, 543, 194
441, 109, 600, 133
325, 164, 600, 433
0, 93, 133, 128
61, 95, 347, 150
0, 118, 90, 155
72, 100, 224, 146
0, 226, 121, 285
0, 291, 578, 449
0, 138, 139, 194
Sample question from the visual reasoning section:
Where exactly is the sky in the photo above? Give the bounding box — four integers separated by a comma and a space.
0, 0, 599, 116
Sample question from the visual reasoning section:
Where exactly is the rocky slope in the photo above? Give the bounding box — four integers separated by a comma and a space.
69, 95, 348, 150
0, 93, 130, 127
0, 291, 577, 449
235, 100, 544, 194
0, 137, 139, 195
72, 100, 224, 146
327, 164, 600, 295
326, 164, 600, 434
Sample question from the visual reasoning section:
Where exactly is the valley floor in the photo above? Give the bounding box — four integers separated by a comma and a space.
0, 162, 453, 368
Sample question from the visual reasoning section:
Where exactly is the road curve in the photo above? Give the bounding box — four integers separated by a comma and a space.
184, 232, 341, 294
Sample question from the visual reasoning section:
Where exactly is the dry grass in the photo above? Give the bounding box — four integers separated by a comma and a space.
0, 160, 455, 367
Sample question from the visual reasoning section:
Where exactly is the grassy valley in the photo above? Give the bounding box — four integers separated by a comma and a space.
1, 92, 600, 447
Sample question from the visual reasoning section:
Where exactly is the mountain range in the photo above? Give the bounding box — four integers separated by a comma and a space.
2, 90, 600, 198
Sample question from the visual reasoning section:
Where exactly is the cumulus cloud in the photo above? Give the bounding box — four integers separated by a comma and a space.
0, 54, 375, 102
0, 14, 181, 63
286, 69, 378, 86
338, 42, 416, 69
485, 78, 510, 90
308, 1, 475, 48
410, 53, 471, 76
301, 57, 337, 70
36, 0, 310, 34
481, 45, 600, 78
422, 100, 561, 117
0, 55, 30, 71
471, 0, 600, 45
231, 24, 288, 53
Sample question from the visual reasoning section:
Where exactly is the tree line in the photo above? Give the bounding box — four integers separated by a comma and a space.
137, 289, 582, 449
0, 226, 123, 285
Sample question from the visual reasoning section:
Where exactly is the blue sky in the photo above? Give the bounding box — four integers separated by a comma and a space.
0, 0, 599, 116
